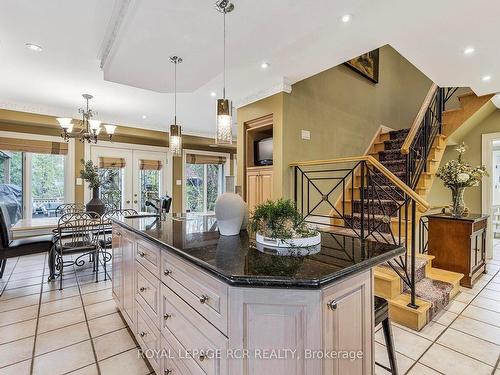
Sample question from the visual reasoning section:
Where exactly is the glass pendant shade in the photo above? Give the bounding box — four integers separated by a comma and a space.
104, 124, 116, 135
88, 119, 101, 131
216, 98, 232, 144
170, 124, 182, 157
57, 117, 73, 130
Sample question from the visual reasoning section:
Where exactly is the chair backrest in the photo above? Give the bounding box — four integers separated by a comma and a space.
56, 212, 101, 251
56, 203, 85, 217
102, 208, 138, 223
0, 203, 13, 248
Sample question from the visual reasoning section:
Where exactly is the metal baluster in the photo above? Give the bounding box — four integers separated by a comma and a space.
408, 201, 418, 309
360, 161, 365, 239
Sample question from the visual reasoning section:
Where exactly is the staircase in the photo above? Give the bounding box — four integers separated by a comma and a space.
368, 128, 462, 330
290, 85, 494, 331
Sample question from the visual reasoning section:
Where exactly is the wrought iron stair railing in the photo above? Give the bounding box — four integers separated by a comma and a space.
401, 84, 458, 190
290, 156, 429, 308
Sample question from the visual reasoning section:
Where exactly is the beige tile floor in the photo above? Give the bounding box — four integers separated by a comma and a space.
375, 245, 500, 374
1, 248, 500, 375
0, 253, 153, 375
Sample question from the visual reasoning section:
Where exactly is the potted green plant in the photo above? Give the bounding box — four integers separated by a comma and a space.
436, 143, 487, 217
249, 199, 321, 247
80, 159, 107, 216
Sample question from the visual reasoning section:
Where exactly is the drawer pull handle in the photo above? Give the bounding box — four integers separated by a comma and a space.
163, 313, 172, 320
139, 331, 147, 337
163, 269, 172, 276
139, 251, 146, 257
199, 295, 209, 304
327, 300, 337, 310
164, 370, 173, 375
139, 287, 147, 292
199, 354, 206, 362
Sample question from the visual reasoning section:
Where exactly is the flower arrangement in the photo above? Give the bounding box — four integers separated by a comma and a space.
435, 143, 487, 216
249, 199, 320, 247
79, 159, 102, 189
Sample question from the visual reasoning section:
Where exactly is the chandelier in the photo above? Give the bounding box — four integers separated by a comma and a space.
214, 0, 234, 145
57, 94, 116, 143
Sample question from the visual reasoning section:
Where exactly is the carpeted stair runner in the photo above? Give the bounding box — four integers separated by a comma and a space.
353, 128, 453, 320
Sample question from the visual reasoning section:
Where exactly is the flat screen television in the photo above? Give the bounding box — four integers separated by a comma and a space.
255, 137, 273, 166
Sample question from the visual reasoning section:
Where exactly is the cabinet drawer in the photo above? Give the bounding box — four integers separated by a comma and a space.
136, 238, 161, 278
136, 303, 161, 374
161, 334, 205, 375
473, 219, 487, 232
161, 284, 228, 375
136, 262, 161, 327
161, 252, 228, 335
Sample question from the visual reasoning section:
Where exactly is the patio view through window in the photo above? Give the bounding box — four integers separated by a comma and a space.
186, 162, 224, 213
0, 150, 66, 223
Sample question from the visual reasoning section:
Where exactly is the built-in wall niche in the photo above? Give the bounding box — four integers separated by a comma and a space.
245, 114, 273, 168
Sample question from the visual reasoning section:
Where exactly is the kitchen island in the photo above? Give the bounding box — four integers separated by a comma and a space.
111, 214, 404, 375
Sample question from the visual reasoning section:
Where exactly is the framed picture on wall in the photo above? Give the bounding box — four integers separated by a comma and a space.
344, 49, 380, 83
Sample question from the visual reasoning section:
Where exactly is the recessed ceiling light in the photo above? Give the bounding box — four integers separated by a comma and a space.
482, 75, 492, 82
261, 62, 269, 69
463, 47, 475, 55
25, 43, 42, 52
210, 91, 216, 97
341, 14, 352, 23
142, 115, 147, 119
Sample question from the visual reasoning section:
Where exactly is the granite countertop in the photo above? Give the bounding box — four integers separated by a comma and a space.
424, 213, 489, 222
111, 214, 405, 289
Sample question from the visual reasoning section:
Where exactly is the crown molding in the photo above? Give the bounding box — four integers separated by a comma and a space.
99, 0, 134, 70
234, 78, 293, 108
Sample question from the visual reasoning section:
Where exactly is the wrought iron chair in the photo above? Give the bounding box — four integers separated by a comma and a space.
53, 212, 102, 290
55, 203, 86, 216
375, 296, 398, 375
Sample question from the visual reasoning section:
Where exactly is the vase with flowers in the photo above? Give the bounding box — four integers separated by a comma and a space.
80, 159, 108, 216
435, 143, 487, 217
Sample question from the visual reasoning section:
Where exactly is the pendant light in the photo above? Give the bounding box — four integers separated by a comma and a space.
169, 56, 183, 157
215, 0, 234, 145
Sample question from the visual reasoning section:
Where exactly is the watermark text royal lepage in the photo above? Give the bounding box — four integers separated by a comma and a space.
139, 348, 363, 361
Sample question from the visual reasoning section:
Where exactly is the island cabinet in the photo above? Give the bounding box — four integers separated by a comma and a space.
112, 223, 378, 375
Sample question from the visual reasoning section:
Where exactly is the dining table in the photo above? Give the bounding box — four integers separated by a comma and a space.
13, 216, 112, 280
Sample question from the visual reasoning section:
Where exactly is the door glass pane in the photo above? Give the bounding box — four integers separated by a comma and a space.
0, 151, 23, 223
140, 169, 160, 212
99, 168, 123, 210
186, 163, 205, 213
31, 153, 65, 217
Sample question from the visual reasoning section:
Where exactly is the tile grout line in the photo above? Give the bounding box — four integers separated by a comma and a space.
74, 257, 103, 375
29, 253, 49, 375
403, 267, 500, 374
0, 257, 20, 296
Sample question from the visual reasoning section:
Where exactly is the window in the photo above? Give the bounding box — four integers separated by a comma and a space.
31, 154, 65, 218
0, 151, 23, 223
0, 135, 72, 224
184, 152, 227, 213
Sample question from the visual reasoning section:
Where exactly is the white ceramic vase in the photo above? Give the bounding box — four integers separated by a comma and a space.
214, 193, 247, 236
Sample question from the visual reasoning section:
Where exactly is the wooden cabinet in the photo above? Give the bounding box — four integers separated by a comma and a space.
427, 213, 488, 288
322, 271, 373, 375
112, 225, 375, 375
111, 225, 123, 309
246, 167, 273, 211
122, 231, 136, 327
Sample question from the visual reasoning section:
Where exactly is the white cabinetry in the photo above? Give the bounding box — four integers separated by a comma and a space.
112, 226, 374, 375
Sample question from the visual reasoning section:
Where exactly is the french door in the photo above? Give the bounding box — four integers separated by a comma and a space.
87, 144, 170, 212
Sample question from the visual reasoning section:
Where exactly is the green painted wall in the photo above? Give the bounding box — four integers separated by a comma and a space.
280, 45, 432, 197
429, 110, 500, 213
